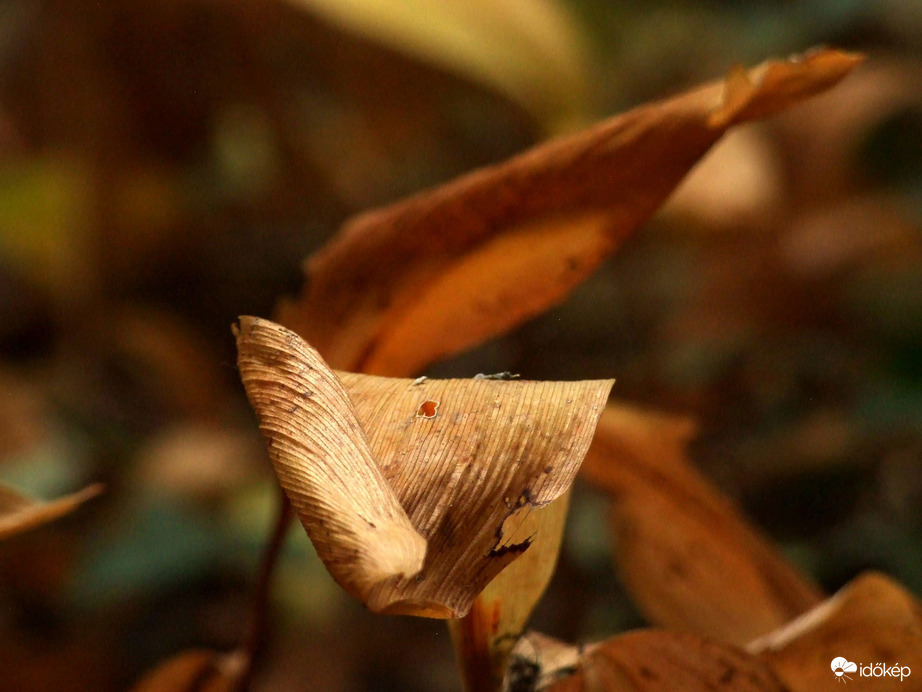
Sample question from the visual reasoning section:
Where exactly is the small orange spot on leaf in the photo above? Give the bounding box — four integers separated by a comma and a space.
417, 400, 439, 418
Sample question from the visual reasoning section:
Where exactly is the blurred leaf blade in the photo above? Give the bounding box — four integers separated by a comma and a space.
0, 482, 102, 540
0, 157, 93, 301
281, 0, 591, 131
278, 49, 863, 377
580, 404, 824, 645
527, 629, 788, 692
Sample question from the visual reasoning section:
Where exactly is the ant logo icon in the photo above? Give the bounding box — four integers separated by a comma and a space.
831, 657, 858, 683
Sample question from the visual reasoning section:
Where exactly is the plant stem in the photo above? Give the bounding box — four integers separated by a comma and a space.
235, 490, 294, 692
448, 598, 504, 692
448, 493, 573, 692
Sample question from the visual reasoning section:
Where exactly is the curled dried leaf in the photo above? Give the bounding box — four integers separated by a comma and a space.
235, 316, 426, 607
749, 572, 922, 692
131, 649, 246, 692
277, 49, 862, 376
580, 404, 822, 645
516, 630, 788, 692
0, 482, 103, 540
236, 316, 612, 617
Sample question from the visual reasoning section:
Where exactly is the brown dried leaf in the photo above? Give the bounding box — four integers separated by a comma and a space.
277, 49, 862, 376
505, 631, 581, 691
580, 404, 823, 645
0, 482, 102, 540
519, 630, 788, 692
236, 316, 612, 617
234, 316, 426, 609
708, 49, 862, 127
131, 650, 246, 692
749, 572, 922, 691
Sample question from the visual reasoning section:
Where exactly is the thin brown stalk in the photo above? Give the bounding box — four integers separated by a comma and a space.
449, 599, 503, 692
234, 490, 294, 692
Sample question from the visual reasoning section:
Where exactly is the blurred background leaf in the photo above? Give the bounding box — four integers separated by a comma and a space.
281, 0, 592, 133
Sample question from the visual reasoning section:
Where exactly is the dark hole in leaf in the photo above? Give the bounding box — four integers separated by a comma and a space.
417, 400, 439, 418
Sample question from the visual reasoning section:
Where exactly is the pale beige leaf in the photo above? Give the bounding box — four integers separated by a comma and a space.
0, 482, 102, 540
749, 572, 922, 692
235, 316, 426, 607
522, 630, 788, 692
580, 404, 823, 645
280, 0, 589, 131
236, 316, 612, 617
131, 650, 246, 692
277, 49, 862, 377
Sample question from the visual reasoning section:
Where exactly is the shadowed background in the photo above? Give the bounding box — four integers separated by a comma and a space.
0, 0, 920, 689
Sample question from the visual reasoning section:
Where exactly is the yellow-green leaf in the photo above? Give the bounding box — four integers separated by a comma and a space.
280, 0, 590, 131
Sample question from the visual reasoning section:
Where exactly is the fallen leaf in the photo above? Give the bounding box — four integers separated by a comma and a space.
0, 482, 102, 540
131, 649, 246, 692
749, 571, 922, 692
277, 48, 862, 377
515, 630, 788, 692
580, 404, 823, 645
235, 316, 612, 617
280, 0, 590, 131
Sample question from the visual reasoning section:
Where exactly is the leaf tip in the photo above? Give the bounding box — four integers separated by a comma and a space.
710, 47, 867, 129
